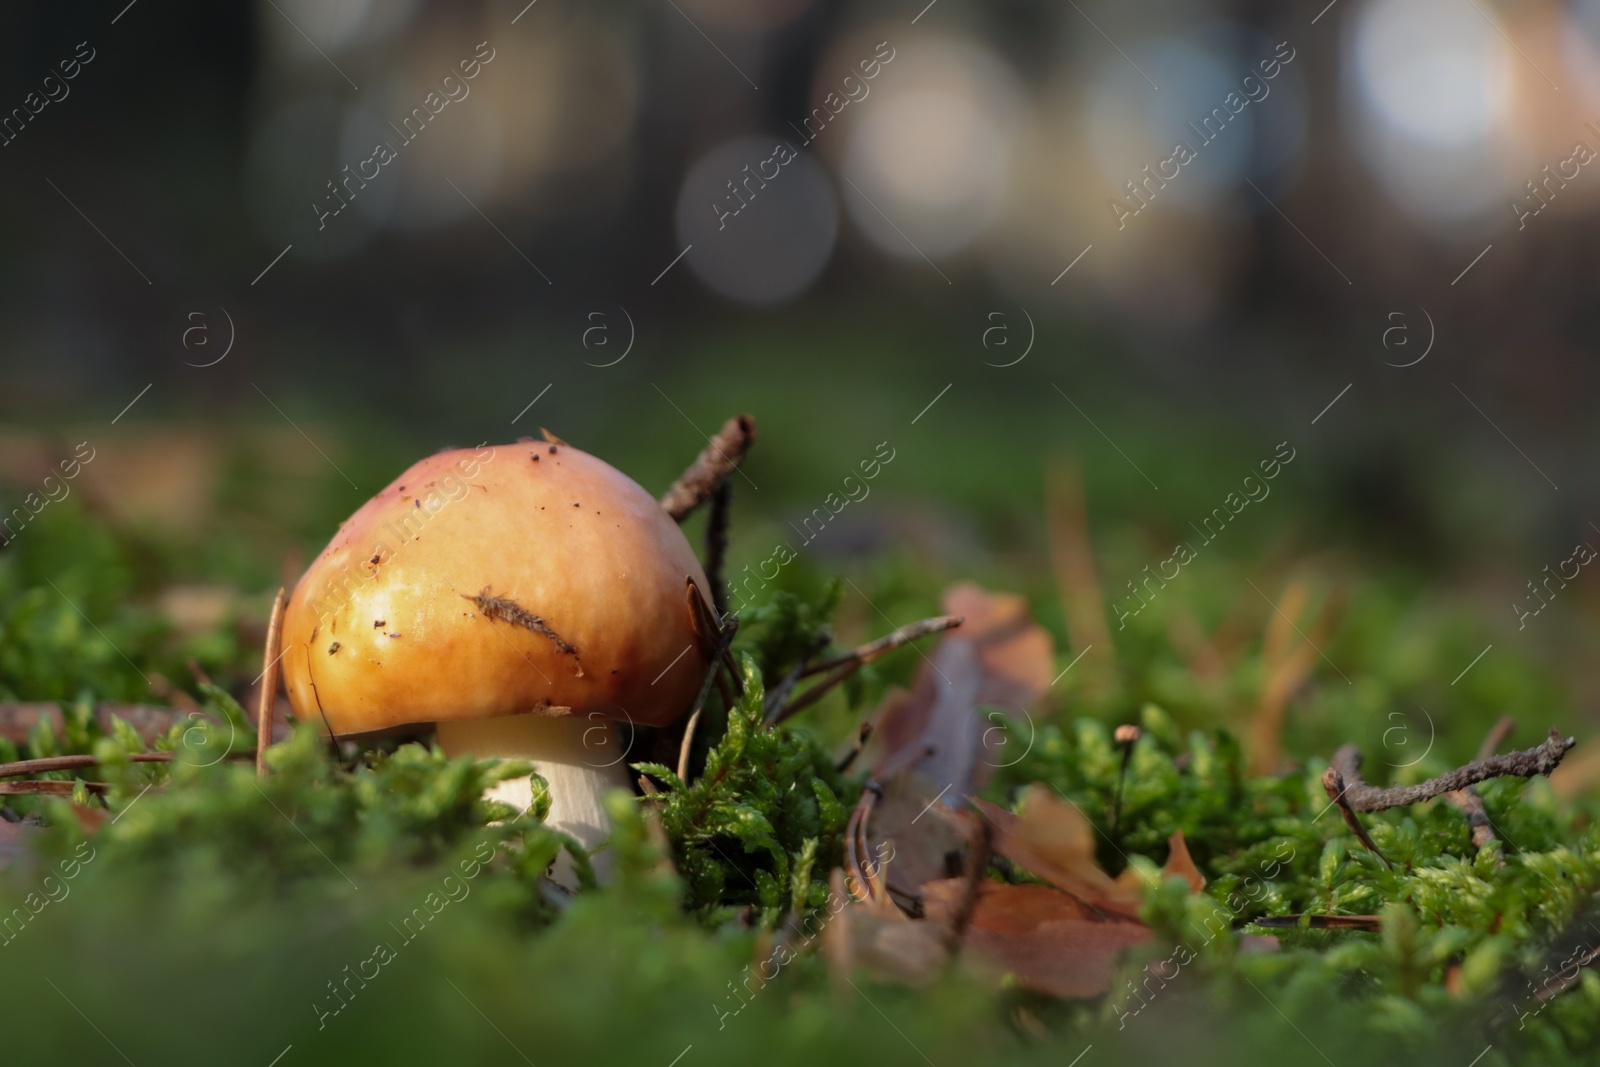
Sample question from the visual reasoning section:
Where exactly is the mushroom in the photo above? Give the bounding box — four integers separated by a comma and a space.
279, 439, 714, 883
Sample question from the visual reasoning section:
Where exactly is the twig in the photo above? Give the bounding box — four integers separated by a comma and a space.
659, 414, 757, 521
942, 816, 993, 953
1443, 786, 1498, 854
1321, 767, 1393, 868
1443, 715, 1518, 857
257, 587, 288, 776
761, 632, 831, 725
704, 481, 732, 618
768, 615, 963, 725
836, 721, 874, 773
1249, 914, 1382, 932
0, 781, 111, 796
1331, 728, 1575, 812
844, 781, 882, 902
799, 615, 964, 678
676, 708, 703, 784
677, 613, 739, 786
0, 753, 171, 778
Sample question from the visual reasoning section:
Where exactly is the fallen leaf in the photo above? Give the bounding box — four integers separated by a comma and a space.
823, 868, 950, 986
1161, 830, 1206, 893
864, 768, 970, 897
1045, 458, 1117, 698
973, 785, 1144, 919
859, 584, 1056, 903
924, 879, 1152, 999
872, 584, 1055, 790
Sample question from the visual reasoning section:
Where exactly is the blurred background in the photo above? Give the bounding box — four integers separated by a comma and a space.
1, 0, 1598, 751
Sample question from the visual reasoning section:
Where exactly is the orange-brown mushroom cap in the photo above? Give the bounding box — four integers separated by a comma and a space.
280, 441, 714, 736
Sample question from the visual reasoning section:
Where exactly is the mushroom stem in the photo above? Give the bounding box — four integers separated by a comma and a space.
436, 713, 633, 886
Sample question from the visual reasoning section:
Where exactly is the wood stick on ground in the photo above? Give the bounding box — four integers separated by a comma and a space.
0, 753, 172, 778
1330, 728, 1575, 812
257, 587, 288, 776
942, 816, 994, 953
844, 782, 882, 902
677, 614, 739, 785
761, 633, 831, 724
675, 707, 703, 785
1249, 914, 1383, 932
659, 414, 757, 522
798, 615, 964, 679
836, 721, 874, 773
704, 481, 732, 618
1442, 715, 1518, 856
768, 615, 964, 725
1321, 767, 1394, 868
0, 781, 112, 796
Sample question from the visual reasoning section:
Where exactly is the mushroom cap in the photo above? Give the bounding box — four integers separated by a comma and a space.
280, 441, 714, 734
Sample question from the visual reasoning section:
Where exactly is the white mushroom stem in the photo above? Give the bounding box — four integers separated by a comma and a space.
435, 713, 632, 886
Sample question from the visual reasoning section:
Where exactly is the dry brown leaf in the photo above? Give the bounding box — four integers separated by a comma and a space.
974, 792, 1208, 917
1161, 829, 1206, 893
1045, 458, 1116, 698
873, 583, 1055, 786
940, 582, 1057, 708
867, 768, 970, 897
823, 868, 951, 986
924, 879, 1152, 999
860, 584, 1055, 902
973, 785, 1144, 919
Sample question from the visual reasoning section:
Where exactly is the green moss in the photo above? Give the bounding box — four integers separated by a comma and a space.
4, 507, 1600, 1066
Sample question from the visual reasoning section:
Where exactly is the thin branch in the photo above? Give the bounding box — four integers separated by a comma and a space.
844, 781, 883, 902
0, 752, 172, 778
257, 587, 288, 776
768, 615, 963, 725
836, 721, 874, 773
704, 481, 732, 618
1249, 914, 1383, 932
942, 816, 993, 953
1443, 715, 1518, 857
660, 414, 757, 521
761, 632, 831, 724
799, 615, 964, 678
675, 708, 703, 785
1321, 767, 1393, 868
1331, 727, 1575, 812
0, 781, 111, 795
677, 614, 739, 786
